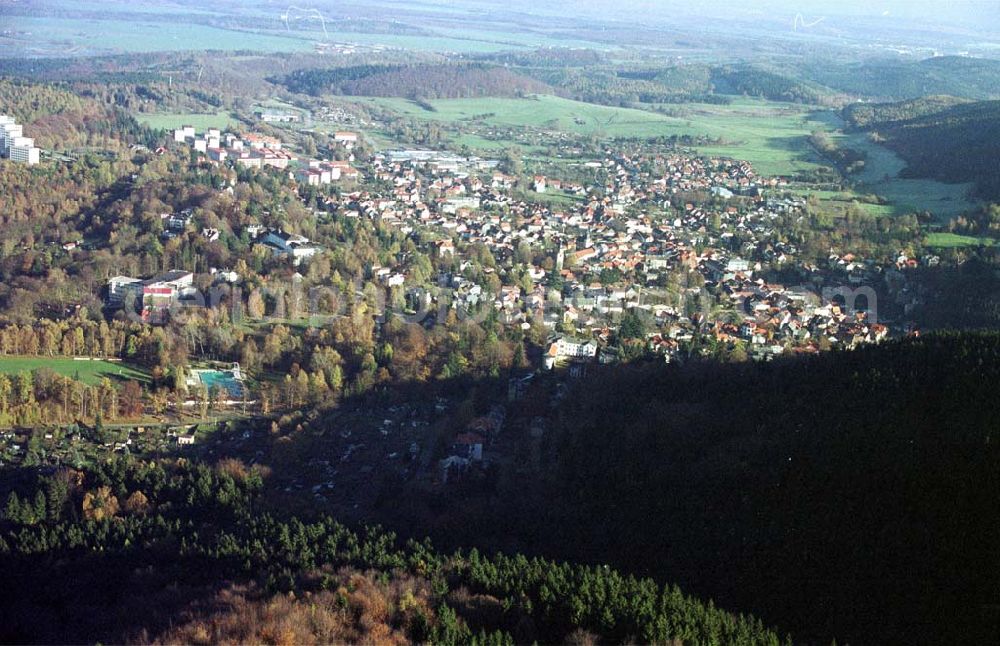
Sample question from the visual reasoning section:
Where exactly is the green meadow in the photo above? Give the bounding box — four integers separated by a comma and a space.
924, 232, 997, 248
0, 357, 150, 386
833, 127, 977, 219
361, 95, 836, 176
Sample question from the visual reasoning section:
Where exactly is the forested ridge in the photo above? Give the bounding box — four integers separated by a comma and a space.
805, 56, 1000, 100
844, 96, 1000, 199
0, 457, 784, 644
541, 331, 1000, 644
842, 94, 972, 129
707, 65, 836, 105
277, 64, 552, 99
204, 332, 1000, 645
520, 62, 839, 107
275, 58, 844, 107
0, 78, 159, 151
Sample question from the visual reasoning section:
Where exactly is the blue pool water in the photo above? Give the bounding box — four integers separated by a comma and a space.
196, 370, 244, 398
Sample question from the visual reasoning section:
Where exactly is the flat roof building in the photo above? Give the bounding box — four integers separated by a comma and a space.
0, 118, 39, 165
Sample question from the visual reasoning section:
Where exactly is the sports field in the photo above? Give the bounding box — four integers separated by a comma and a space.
136, 111, 237, 132
924, 232, 997, 248
0, 357, 150, 386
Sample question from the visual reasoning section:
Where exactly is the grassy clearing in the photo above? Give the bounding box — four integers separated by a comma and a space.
0, 357, 150, 386
829, 121, 978, 220
858, 203, 898, 217
924, 233, 997, 248
136, 111, 237, 132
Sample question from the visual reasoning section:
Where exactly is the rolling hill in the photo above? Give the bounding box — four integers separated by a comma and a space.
845, 96, 1000, 199
808, 56, 1000, 101
276, 63, 553, 99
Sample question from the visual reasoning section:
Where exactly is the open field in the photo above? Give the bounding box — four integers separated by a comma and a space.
136, 111, 237, 132
857, 203, 898, 217
834, 127, 977, 219
0, 357, 150, 385
363, 95, 837, 176
924, 232, 997, 248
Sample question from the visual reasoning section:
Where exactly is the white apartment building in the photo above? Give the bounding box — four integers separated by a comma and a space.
10, 140, 40, 164
0, 116, 39, 165
1, 121, 23, 155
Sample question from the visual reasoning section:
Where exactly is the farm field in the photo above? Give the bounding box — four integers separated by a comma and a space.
16, 0, 615, 55
2, 15, 547, 56
136, 111, 237, 132
429, 26, 607, 51
362, 95, 837, 176
0, 357, 150, 386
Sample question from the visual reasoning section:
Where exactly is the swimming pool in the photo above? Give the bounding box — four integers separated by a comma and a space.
191, 369, 244, 398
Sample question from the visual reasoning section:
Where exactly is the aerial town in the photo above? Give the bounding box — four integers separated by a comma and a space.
150, 122, 895, 373
0, 110, 915, 504
2, 3, 998, 640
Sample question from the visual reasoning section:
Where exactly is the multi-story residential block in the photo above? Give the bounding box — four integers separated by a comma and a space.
0, 116, 39, 164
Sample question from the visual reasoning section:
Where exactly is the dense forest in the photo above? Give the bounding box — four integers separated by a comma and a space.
0, 78, 160, 151
521, 62, 841, 107
271, 55, 848, 108
805, 55, 1000, 101
276, 64, 552, 100
539, 332, 1000, 644
708, 65, 837, 105
0, 457, 784, 644
842, 94, 972, 129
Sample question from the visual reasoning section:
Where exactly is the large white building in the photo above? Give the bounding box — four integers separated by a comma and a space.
9, 137, 39, 164
1, 119, 23, 156
107, 270, 195, 323
0, 115, 40, 165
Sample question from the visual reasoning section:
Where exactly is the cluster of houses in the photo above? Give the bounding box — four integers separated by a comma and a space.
172, 125, 359, 185
132, 124, 913, 366
310, 146, 908, 366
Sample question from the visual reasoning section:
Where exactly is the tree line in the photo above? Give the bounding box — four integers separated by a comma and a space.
277, 63, 552, 100
0, 456, 785, 644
